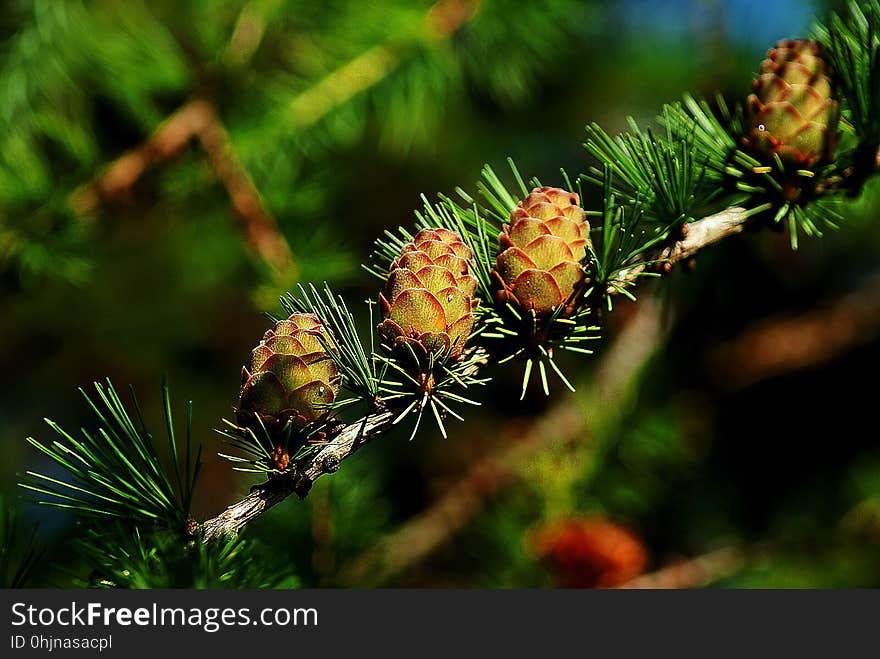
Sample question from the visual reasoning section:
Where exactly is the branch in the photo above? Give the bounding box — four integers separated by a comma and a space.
201, 410, 394, 541
709, 271, 880, 389
199, 206, 754, 543
196, 103, 295, 278
279, 0, 476, 129
67, 0, 480, 280
70, 98, 296, 278
612, 206, 753, 289
616, 547, 746, 589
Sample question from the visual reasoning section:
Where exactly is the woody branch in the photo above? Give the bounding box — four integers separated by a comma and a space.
198, 205, 754, 541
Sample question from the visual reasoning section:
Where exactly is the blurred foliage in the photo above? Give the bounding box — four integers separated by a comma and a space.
75, 526, 298, 589
4, 0, 880, 589
0, 497, 43, 588
0, 0, 593, 287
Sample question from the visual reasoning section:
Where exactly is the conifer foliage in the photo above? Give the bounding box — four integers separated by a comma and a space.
13, 0, 880, 588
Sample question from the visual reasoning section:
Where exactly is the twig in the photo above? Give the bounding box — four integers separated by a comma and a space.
709, 271, 880, 389
70, 100, 208, 211
70, 98, 295, 278
200, 410, 394, 541
197, 206, 754, 543
658, 207, 753, 266
611, 206, 753, 289
223, 0, 273, 68
616, 547, 746, 589
279, 0, 477, 129
68, 0, 480, 279
200, 346, 488, 541
196, 105, 295, 277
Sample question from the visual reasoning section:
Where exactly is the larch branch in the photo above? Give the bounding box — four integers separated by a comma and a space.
70, 98, 296, 278
199, 206, 755, 543
201, 410, 394, 541
616, 547, 746, 589
709, 271, 880, 389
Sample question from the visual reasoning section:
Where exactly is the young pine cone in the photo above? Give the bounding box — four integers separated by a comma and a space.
238, 313, 340, 430
745, 39, 839, 167
494, 187, 591, 316
378, 228, 479, 361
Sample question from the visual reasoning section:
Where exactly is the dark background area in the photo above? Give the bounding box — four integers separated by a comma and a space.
2, 0, 879, 587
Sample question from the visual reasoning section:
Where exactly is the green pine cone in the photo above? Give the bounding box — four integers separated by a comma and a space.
746, 39, 839, 167
493, 186, 590, 316
378, 227, 478, 360
238, 313, 340, 430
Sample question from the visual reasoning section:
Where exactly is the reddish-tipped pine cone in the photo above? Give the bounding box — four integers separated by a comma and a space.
379, 228, 479, 360
238, 313, 340, 429
494, 187, 590, 316
745, 39, 839, 167
531, 517, 647, 588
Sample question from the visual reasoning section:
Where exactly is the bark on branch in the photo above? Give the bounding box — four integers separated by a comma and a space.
71, 98, 296, 278
612, 206, 752, 289
201, 411, 394, 541
616, 547, 746, 589
659, 207, 752, 266
69, 0, 481, 280
199, 206, 755, 542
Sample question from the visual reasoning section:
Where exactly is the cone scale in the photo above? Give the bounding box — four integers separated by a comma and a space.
378, 228, 479, 363
494, 186, 591, 317
237, 312, 340, 433
745, 39, 839, 168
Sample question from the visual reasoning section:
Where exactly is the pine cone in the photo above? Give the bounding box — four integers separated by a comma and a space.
379, 228, 478, 360
494, 187, 590, 316
746, 39, 839, 167
238, 313, 340, 430
531, 517, 647, 589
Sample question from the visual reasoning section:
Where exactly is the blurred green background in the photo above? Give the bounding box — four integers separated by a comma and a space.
3, 0, 880, 588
